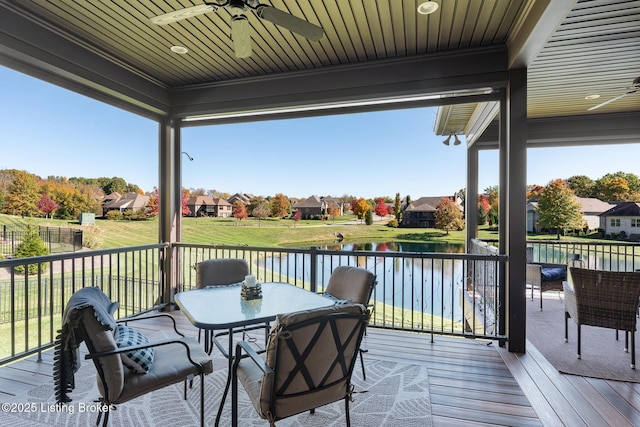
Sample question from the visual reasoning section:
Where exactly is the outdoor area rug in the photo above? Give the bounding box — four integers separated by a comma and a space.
0, 337, 431, 427
526, 293, 640, 383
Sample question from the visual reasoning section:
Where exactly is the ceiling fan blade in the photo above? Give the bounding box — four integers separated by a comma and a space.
588, 91, 631, 111
150, 4, 216, 25
257, 6, 324, 41
231, 15, 252, 58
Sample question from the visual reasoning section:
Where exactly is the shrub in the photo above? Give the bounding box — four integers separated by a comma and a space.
83, 226, 104, 249
14, 223, 49, 275
105, 210, 124, 220
387, 219, 399, 228
365, 210, 373, 225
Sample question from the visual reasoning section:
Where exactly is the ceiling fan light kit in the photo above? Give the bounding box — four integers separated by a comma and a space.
150, 1, 325, 58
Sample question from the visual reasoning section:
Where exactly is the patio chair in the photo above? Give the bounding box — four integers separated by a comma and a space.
526, 246, 567, 310
323, 266, 377, 379
564, 267, 640, 368
54, 287, 213, 427
231, 303, 370, 426
196, 258, 266, 354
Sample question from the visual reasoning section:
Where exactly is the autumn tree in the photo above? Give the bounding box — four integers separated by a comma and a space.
270, 193, 290, 218
351, 197, 370, 221
232, 201, 248, 225
3, 170, 40, 217
374, 197, 388, 217
478, 195, 490, 225
594, 174, 632, 201
252, 200, 270, 227
434, 197, 464, 234
526, 184, 545, 200
292, 209, 302, 227
537, 179, 583, 239
146, 189, 159, 218
247, 196, 268, 216
141, 189, 190, 218
36, 193, 59, 218
327, 205, 340, 223
181, 192, 191, 216
190, 187, 207, 196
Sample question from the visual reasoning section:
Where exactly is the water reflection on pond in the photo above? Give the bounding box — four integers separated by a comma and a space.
282, 241, 465, 253
269, 241, 467, 320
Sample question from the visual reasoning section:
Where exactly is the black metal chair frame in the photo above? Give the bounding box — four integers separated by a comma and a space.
231, 309, 369, 426
83, 314, 208, 427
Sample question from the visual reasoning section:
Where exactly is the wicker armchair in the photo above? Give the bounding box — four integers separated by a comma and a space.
564, 267, 640, 368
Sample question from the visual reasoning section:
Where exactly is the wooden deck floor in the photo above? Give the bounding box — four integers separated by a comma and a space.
1, 311, 640, 426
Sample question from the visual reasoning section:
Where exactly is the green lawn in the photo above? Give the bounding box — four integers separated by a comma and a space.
1, 213, 502, 249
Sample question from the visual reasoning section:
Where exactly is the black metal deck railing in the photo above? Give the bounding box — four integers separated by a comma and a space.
527, 240, 640, 271
0, 244, 168, 364
174, 243, 507, 340
8, 240, 635, 367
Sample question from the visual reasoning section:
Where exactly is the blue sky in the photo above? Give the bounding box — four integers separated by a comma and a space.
1, 65, 638, 200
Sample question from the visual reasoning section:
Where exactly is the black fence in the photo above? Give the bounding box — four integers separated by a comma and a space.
0, 225, 83, 255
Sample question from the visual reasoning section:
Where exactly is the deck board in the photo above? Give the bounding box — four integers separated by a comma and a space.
2, 310, 640, 426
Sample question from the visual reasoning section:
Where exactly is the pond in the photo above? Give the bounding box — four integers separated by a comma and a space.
268, 241, 468, 323
283, 240, 465, 253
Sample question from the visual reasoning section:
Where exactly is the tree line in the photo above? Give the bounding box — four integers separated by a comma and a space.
0, 169, 141, 219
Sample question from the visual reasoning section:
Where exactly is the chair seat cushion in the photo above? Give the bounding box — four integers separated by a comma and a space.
115, 325, 155, 374
541, 267, 566, 282
115, 336, 213, 404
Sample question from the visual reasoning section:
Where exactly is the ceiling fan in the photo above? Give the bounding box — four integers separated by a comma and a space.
150, 1, 324, 58
588, 76, 640, 111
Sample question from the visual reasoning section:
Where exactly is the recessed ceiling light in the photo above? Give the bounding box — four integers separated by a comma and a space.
171, 45, 188, 54
417, 1, 439, 15
585, 94, 600, 100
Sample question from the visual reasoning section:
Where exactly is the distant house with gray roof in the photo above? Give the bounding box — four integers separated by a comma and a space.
599, 202, 640, 239
401, 195, 462, 228
101, 192, 150, 216
527, 196, 613, 233
292, 195, 343, 219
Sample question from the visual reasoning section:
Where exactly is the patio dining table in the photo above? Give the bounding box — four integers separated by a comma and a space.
174, 282, 334, 426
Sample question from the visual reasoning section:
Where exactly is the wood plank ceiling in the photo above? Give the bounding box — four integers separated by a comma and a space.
6, 0, 525, 87
1, 0, 638, 138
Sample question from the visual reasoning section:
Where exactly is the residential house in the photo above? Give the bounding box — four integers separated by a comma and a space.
98, 192, 121, 216
401, 195, 462, 228
292, 195, 343, 219
599, 202, 640, 240
212, 197, 232, 217
186, 196, 233, 217
186, 196, 214, 217
101, 192, 150, 216
527, 196, 613, 233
